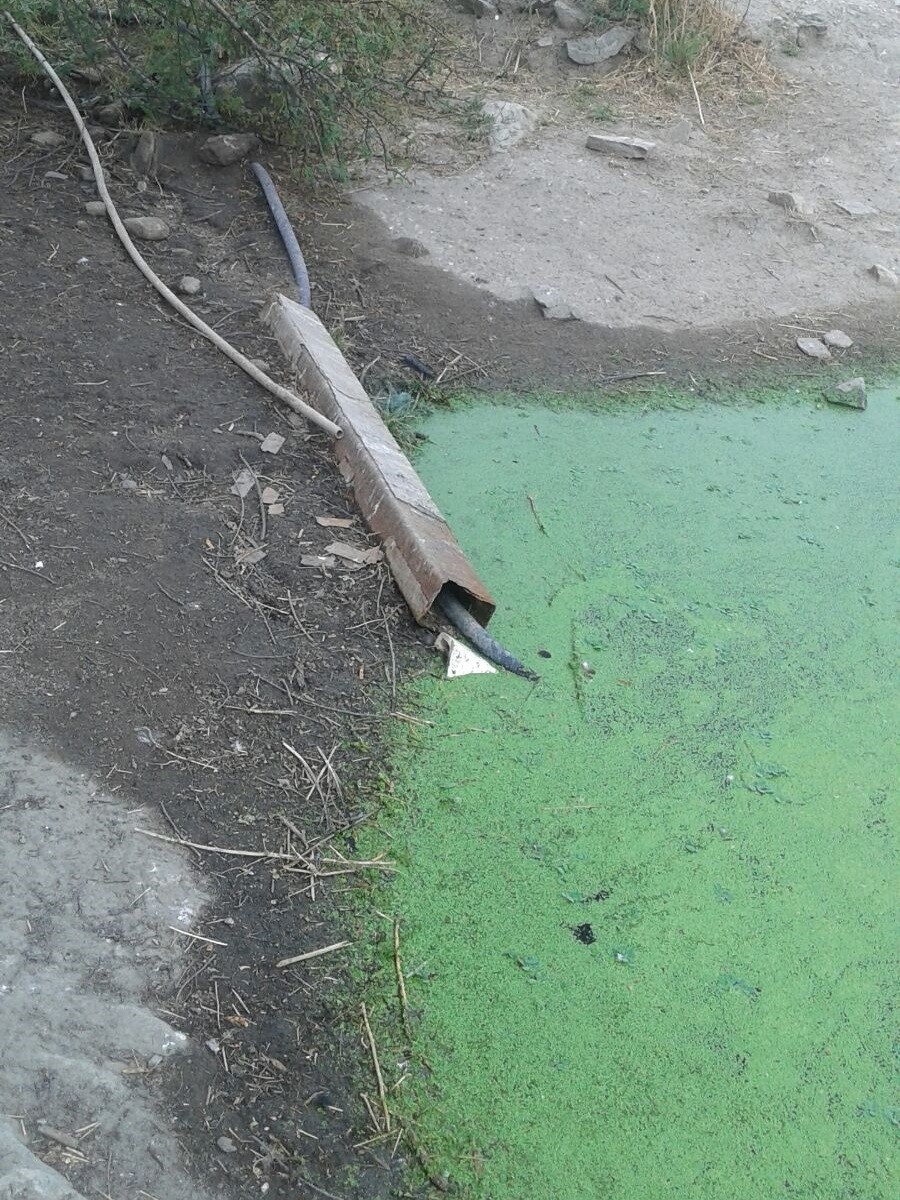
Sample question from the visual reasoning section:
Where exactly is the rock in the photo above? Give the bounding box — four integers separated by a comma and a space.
198, 133, 259, 167
123, 216, 171, 241
833, 199, 876, 217
95, 102, 124, 127
212, 57, 304, 112
23, 223, 42, 237
868, 263, 898, 286
533, 287, 580, 321
43, 171, 68, 182
74, 163, 108, 183
634, 27, 652, 54
31, 130, 66, 148
119, 477, 138, 491
131, 130, 159, 177
176, 275, 202, 296
392, 236, 429, 258
216, 1136, 237, 1154
827, 378, 866, 410
768, 191, 815, 217
798, 11, 828, 35
536, 35, 555, 48
823, 329, 853, 350
586, 133, 654, 159
796, 337, 831, 361
85, 201, 106, 216
553, 1, 587, 31
481, 100, 538, 152
566, 26, 634, 65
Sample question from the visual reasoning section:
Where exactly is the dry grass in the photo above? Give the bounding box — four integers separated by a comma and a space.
645, 0, 766, 82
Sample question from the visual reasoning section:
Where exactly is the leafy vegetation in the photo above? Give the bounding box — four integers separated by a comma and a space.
1, 1, 440, 168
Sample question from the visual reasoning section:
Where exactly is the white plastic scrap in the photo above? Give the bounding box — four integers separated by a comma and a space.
435, 631, 497, 679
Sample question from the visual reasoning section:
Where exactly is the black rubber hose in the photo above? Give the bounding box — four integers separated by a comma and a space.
250, 161, 312, 309
437, 591, 539, 683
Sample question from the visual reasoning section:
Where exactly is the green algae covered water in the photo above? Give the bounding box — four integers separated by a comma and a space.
370, 388, 899, 1199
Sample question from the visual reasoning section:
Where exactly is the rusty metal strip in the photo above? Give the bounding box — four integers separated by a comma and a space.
264, 293, 495, 627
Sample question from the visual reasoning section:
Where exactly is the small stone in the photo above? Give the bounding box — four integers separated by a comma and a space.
85, 201, 106, 216
796, 337, 831, 361
634, 27, 652, 54
827, 378, 866, 410
119, 477, 138, 490
392, 236, 429, 258
43, 170, 68, 182
481, 99, 538, 152
586, 134, 654, 159
23, 223, 42, 237
31, 130, 66, 148
553, 1, 587, 32
833, 199, 876, 217
533, 288, 580, 321
868, 263, 898, 286
131, 130, 159, 177
566, 27, 634, 65
822, 329, 853, 350
798, 11, 828, 34
95, 102, 124, 127
176, 275, 202, 296
216, 1136, 237, 1154
198, 133, 259, 166
536, 35, 555, 48
124, 216, 171, 241
72, 66, 102, 84
74, 163, 108, 183
768, 191, 815, 217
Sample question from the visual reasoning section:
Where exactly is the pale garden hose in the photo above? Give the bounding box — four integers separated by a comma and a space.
4, 12, 342, 440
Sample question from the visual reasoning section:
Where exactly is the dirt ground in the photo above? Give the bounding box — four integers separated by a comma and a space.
0, 3, 898, 1198
0, 112, 427, 1200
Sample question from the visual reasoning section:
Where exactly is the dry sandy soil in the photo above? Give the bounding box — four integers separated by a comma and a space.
360, 0, 899, 338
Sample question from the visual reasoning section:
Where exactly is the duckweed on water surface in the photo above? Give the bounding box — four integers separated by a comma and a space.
365, 386, 899, 1199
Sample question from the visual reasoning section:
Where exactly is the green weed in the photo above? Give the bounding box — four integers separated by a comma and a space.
1, 1, 441, 171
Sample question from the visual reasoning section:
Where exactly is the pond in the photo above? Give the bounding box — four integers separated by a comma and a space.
370, 385, 898, 1199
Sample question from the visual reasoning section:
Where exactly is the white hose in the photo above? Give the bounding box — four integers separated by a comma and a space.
5, 12, 342, 440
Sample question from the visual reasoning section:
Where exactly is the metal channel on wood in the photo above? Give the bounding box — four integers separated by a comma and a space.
265, 293, 495, 627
